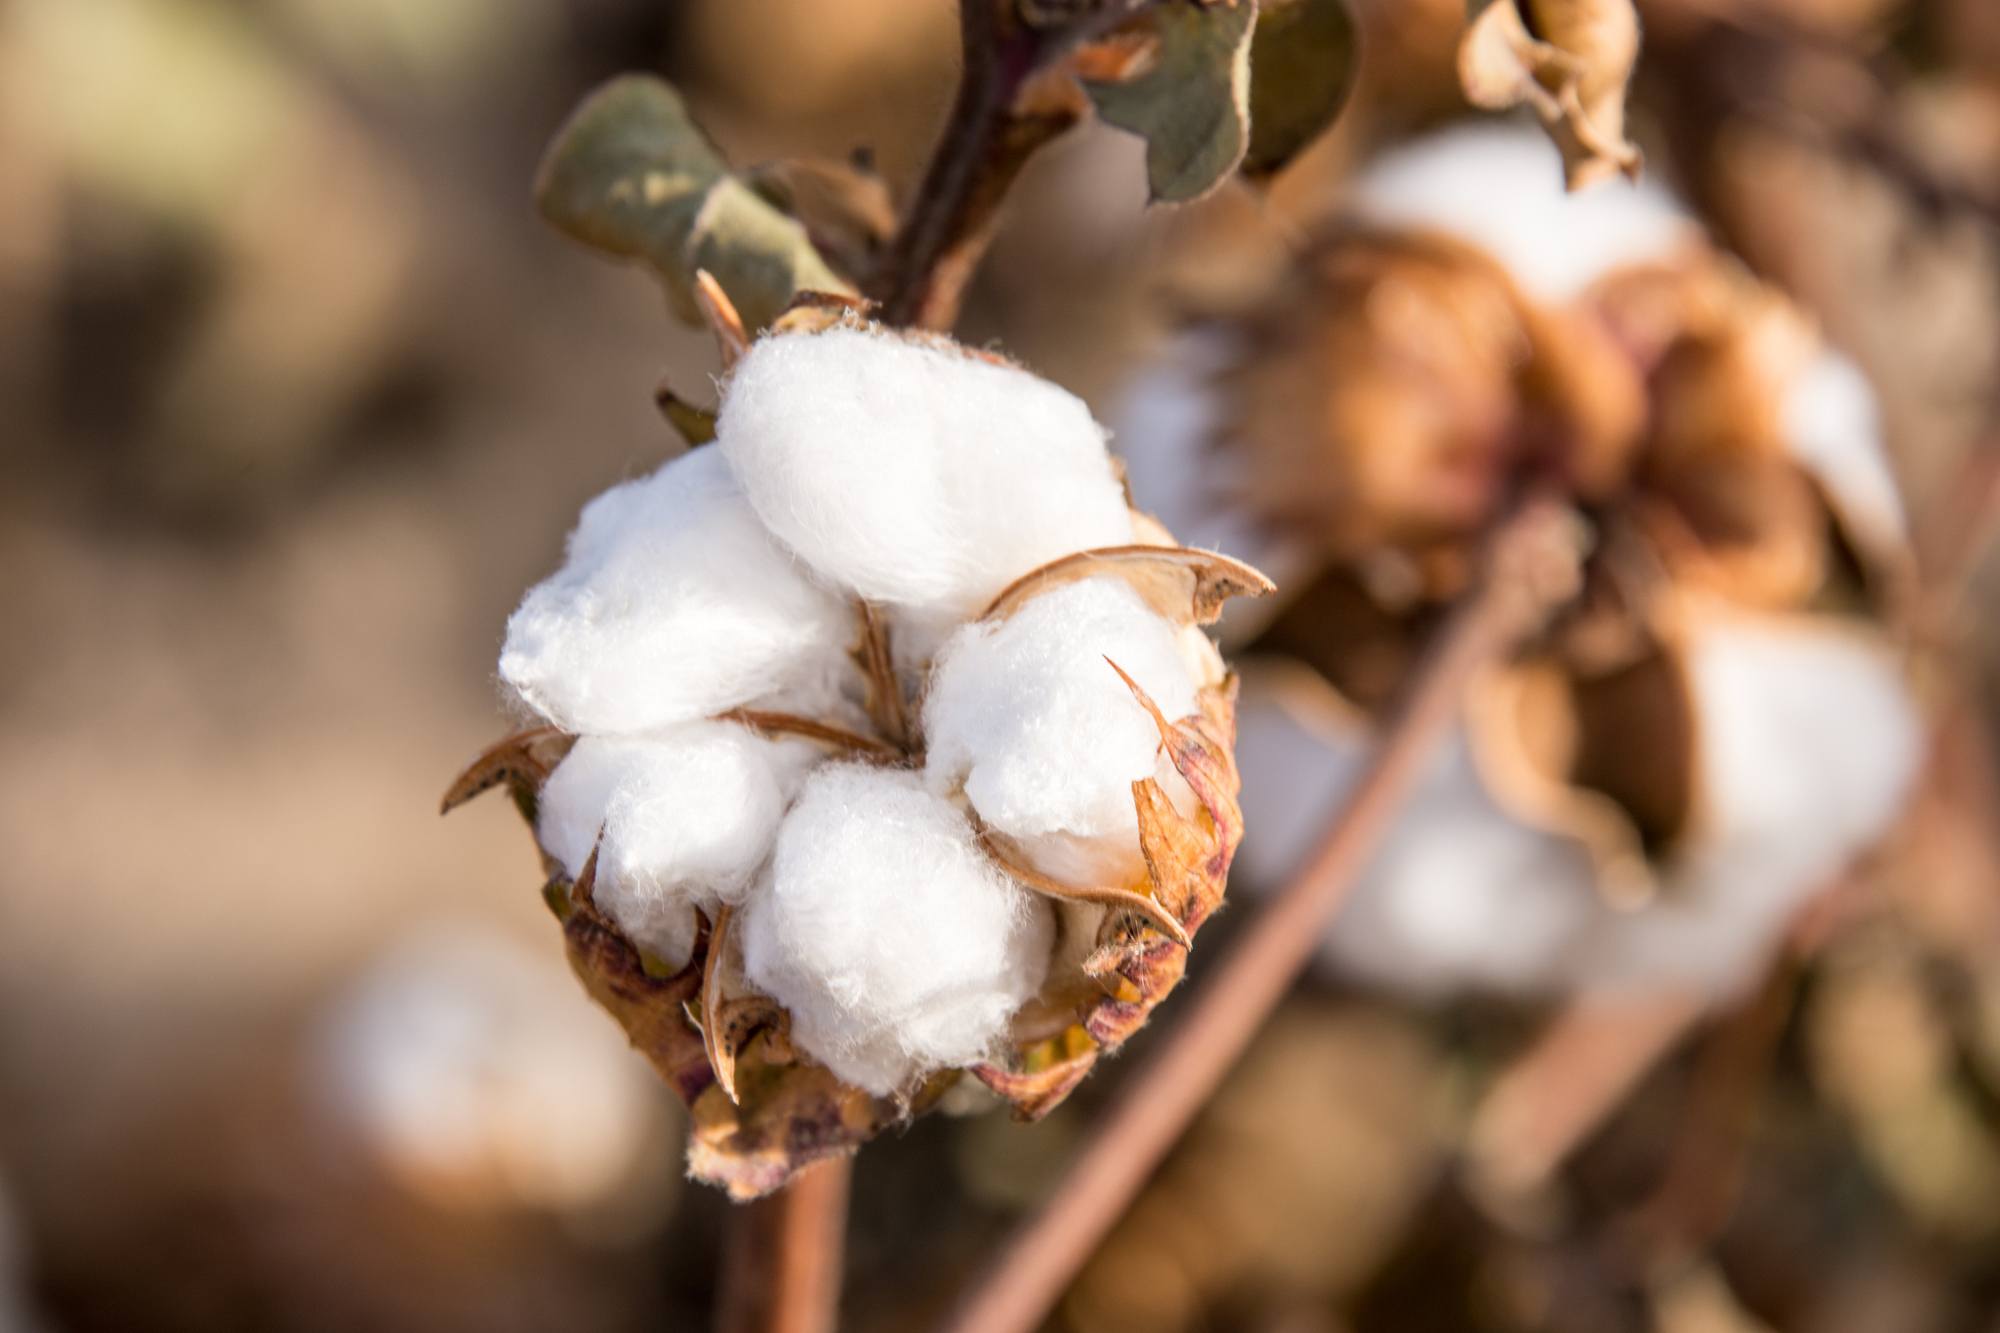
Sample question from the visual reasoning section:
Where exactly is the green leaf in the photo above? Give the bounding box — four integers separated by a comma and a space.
534, 75, 852, 334
1081, 1, 1257, 205
1242, 0, 1357, 177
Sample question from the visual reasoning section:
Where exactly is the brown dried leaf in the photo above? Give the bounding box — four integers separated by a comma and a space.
439, 725, 575, 824
982, 543, 1274, 627
687, 1066, 940, 1201
548, 876, 717, 1105
1464, 660, 1663, 906
977, 828, 1192, 948
698, 906, 792, 1105
850, 602, 910, 749
1459, 0, 1642, 189
692, 269, 749, 370
974, 1026, 1101, 1121
714, 708, 899, 761
653, 380, 717, 446
1087, 676, 1245, 1053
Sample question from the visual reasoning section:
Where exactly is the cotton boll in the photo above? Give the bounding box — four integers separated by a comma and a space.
315, 923, 670, 1214
717, 327, 1135, 616
1582, 612, 1921, 996
923, 577, 1202, 886
500, 447, 853, 735
537, 725, 820, 968
741, 764, 1055, 1095
1352, 122, 1698, 303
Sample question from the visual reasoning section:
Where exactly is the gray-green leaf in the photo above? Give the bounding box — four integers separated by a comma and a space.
1081, 2, 1257, 205
1243, 0, 1357, 178
534, 75, 852, 334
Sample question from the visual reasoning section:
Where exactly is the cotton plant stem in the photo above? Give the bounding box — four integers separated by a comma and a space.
1465, 990, 1709, 1204
872, 1, 1135, 330
716, 1157, 854, 1333
939, 495, 1577, 1333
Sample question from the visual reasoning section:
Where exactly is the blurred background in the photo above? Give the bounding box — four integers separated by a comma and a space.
1, 0, 1997, 1330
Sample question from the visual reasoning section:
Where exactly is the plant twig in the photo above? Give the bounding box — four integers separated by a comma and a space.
938, 494, 1578, 1333
716, 1157, 854, 1333
870, 2, 1095, 329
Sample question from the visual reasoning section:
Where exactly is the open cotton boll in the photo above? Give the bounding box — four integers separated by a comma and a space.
537, 725, 819, 968
1582, 611, 1921, 996
741, 764, 1054, 1095
923, 577, 1202, 886
1352, 122, 1698, 303
717, 327, 1135, 617
499, 446, 853, 735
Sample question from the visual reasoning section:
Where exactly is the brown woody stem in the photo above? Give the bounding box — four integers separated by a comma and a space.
870, 2, 1104, 329
939, 494, 1577, 1333
715, 1157, 854, 1333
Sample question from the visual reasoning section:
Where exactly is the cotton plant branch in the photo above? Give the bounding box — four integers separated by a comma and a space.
939, 491, 1582, 1333
716, 1158, 854, 1333
869, 1, 1121, 329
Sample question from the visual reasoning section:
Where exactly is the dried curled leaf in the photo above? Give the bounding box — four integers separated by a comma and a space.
1078, 0, 1258, 204
439, 725, 574, 828
1242, 0, 1359, 179
697, 906, 792, 1105
978, 675, 1247, 1114
535, 75, 853, 334
1459, 0, 1642, 189
982, 543, 1275, 626
653, 381, 718, 446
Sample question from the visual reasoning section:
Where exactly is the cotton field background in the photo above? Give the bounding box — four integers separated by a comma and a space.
2, 1, 1998, 1331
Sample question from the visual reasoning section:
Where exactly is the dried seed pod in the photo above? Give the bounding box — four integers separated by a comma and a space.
1459, 0, 1643, 189
1118, 125, 1921, 1002
449, 312, 1267, 1196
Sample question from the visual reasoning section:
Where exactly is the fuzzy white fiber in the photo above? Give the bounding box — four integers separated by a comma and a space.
500, 447, 853, 735
1234, 608, 1922, 1000
924, 577, 1201, 885
1582, 611, 1922, 995
716, 327, 1135, 617
537, 725, 819, 969
741, 764, 1055, 1095
315, 924, 667, 1213
1233, 688, 1602, 997
1111, 329, 1315, 645
1352, 122, 1699, 303
1782, 347, 1909, 552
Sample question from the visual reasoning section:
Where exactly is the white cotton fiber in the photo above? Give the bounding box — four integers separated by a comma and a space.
1782, 347, 1908, 552
537, 724, 820, 968
1111, 329, 1316, 645
716, 327, 1135, 617
315, 923, 667, 1212
923, 577, 1202, 886
1581, 611, 1921, 996
1353, 122, 1698, 303
499, 447, 853, 735
740, 764, 1055, 1095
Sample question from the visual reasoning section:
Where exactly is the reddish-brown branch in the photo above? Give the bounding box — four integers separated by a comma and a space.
716, 1157, 854, 1333
938, 495, 1577, 1333
870, 3, 1103, 330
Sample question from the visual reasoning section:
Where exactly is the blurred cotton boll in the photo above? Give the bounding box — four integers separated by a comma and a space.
1120, 122, 1926, 1002
314, 922, 676, 1225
